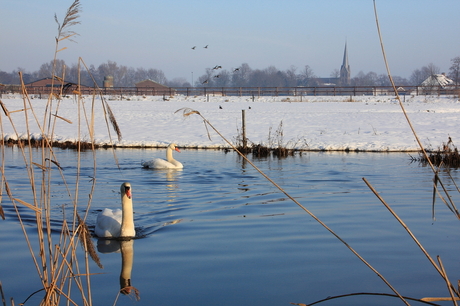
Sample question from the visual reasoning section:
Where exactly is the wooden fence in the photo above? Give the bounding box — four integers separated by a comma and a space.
2, 84, 459, 97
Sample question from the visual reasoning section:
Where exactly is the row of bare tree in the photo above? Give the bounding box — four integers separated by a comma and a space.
1, 58, 459, 88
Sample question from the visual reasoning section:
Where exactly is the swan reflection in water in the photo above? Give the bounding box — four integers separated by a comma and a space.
145, 168, 183, 202
97, 239, 140, 300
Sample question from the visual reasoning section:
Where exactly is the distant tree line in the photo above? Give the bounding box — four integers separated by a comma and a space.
1, 57, 460, 88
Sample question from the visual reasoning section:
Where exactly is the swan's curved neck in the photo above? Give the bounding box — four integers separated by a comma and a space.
166, 147, 176, 162
120, 195, 135, 237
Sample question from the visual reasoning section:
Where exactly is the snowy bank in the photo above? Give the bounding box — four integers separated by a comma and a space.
1, 94, 459, 152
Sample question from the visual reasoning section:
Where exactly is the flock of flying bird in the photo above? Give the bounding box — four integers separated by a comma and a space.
190, 44, 240, 84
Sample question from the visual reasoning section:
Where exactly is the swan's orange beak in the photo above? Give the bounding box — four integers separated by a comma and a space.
125, 188, 132, 199
175, 147, 181, 153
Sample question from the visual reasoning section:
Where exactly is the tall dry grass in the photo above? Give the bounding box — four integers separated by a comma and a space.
0, 1, 124, 305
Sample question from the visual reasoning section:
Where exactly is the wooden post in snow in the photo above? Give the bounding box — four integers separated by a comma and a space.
242, 109, 247, 149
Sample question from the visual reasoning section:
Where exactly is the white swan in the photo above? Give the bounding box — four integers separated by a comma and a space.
142, 143, 183, 169
95, 182, 136, 238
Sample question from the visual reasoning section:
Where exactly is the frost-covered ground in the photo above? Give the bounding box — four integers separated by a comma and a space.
1, 94, 459, 151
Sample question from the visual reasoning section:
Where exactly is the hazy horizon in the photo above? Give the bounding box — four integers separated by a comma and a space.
2, 0, 460, 82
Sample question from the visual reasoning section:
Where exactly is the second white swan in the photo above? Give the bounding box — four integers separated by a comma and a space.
142, 143, 183, 169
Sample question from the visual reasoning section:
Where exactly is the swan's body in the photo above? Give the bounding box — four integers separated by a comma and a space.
95, 182, 135, 238
142, 143, 183, 169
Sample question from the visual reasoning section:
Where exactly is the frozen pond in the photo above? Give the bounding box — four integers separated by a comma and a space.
0, 148, 459, 305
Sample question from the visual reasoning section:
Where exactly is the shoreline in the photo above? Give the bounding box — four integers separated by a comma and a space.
2, 138, 422, 153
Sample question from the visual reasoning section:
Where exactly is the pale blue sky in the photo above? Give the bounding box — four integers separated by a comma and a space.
2, 0, 459, 81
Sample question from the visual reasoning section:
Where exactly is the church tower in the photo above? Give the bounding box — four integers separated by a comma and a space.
339, 42, 351, 85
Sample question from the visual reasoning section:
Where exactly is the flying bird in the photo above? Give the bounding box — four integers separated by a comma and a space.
233, 68, 240, 72
204, 45, 208, 48
191, 46, 196, 50
214, 75, 220, 78
202, 80, 209, 84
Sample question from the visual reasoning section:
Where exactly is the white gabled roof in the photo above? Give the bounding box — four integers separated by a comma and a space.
420, 74, 454, 88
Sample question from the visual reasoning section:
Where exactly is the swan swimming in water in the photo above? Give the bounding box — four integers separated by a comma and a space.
95, 182, 136, 238
142, 143, 183, 169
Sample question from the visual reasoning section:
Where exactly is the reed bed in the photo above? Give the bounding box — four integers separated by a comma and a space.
235, 120, 307, 158
0, 1, 130, 304
411, 137, 460, 168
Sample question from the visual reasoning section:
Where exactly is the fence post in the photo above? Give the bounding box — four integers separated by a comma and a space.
242, 109, 247, 149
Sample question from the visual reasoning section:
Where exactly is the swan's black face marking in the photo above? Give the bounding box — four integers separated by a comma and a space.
124, 185, 132, 199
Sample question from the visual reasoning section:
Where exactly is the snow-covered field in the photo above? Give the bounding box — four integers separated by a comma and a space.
1, 93, 459, 151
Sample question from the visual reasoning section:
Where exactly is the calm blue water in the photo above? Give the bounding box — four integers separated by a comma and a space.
0, 147, 459, 306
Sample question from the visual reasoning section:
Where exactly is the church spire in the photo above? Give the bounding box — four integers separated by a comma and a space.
339, 42, 351, 85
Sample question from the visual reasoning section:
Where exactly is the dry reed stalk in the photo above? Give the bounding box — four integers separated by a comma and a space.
292, 292, 441, 306
0, 109, 5, 221
373, 3, 460, 300
437, 256, 458, 305
363, 177, 460, 299
0, 1, 113, 304
0, 282, 6, 306
373, 0, 460, 219
175, 107, 410, 305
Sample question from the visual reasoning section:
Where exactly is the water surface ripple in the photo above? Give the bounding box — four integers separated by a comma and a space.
0, 148, 459, 306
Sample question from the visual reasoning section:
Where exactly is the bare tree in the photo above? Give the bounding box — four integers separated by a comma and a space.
231, 63, 252, 87
409, 69, 424, 85
351, 71, 378, 86
37, 59, 67, 79
410, 63, 440, 85
424, 63, 440, 76
284, 65, 298, 87
249, 66, 284, 87
135, 68, 167, 84
197, 68, 216, 87
300, 65, 316, 86
330, 69, 340, 78
97, 61, 132, 87
213, 70, 231, 87
449, 56, 460, 85
167, 77, 190, 87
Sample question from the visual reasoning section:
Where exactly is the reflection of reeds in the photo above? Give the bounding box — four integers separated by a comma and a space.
0, 1, 126, 304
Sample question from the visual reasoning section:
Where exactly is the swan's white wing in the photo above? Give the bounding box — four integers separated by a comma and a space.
143, 158, 182, 169
170, 160, 183, 168
95, 208, 122, 238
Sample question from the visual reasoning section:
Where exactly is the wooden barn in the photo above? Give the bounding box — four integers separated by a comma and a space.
24, 78, 93, 95
135, 79, 175, 96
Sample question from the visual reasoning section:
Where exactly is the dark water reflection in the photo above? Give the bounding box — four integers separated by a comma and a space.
0, 147, 459, 305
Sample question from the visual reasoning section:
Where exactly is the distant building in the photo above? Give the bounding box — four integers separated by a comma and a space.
103, 76, 114, 88
339, 42, 351, 85
135, 79, 175, 96
420, 73, 453, 88
24, 78, 92, 95
316, 42, 351, 86
418, 73, 454, 94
